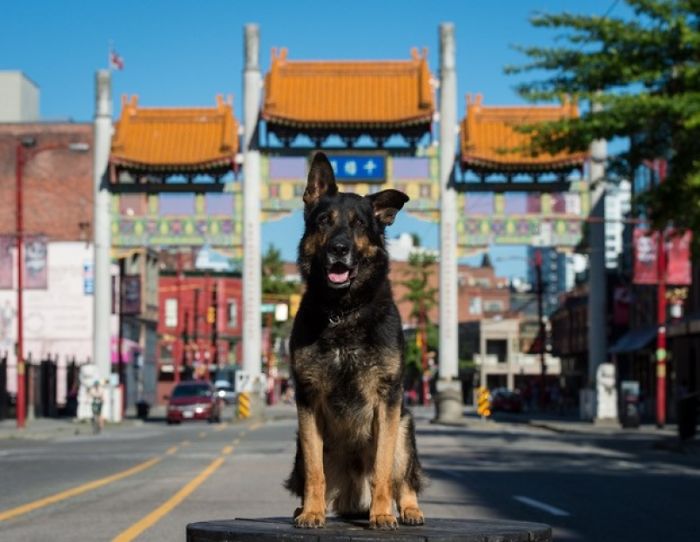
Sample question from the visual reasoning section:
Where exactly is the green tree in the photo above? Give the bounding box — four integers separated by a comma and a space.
262, 245, 297, 296
400, 252, 438, 399
507, 0, 700, 228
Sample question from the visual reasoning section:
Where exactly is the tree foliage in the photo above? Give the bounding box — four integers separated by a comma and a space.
507, 0, 700, 229
400, 251, 438, 373
261, 245, 298, 296
400, 252, 438, 322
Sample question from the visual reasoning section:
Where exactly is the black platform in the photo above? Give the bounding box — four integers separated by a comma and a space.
186, 517, 552, 541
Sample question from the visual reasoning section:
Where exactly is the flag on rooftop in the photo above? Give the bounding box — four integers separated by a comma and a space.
110, 48, 124, 71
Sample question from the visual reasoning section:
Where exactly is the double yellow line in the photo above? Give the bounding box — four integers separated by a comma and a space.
0, 420, 263, 535
111, 424, 261, 542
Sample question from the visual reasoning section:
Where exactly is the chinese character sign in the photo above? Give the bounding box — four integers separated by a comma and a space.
325, 154, 386, 182
633, 229, 658, 285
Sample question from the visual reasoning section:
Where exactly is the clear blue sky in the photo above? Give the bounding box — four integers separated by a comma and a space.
3, 0, 626, 278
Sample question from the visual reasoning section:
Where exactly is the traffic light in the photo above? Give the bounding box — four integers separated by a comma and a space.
477, 387, 491, 418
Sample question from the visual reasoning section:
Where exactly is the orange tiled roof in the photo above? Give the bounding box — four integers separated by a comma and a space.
460, 94, 587, 172
110, 95, 238, 172
262, 48, 434, 129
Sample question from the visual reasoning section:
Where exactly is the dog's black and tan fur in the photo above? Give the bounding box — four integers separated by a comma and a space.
285, 152, 424, 530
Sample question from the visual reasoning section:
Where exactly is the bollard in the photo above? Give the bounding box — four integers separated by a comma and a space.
237, 392, 250, 419
477, 387, 491, 418
187, 517, 552, 541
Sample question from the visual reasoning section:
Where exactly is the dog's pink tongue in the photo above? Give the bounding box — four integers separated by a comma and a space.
328, 270, 350, 284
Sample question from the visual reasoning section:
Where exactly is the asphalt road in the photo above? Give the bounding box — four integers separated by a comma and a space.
0, 405, 698, 541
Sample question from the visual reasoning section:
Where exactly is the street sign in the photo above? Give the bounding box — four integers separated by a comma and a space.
325, 154, 386, 182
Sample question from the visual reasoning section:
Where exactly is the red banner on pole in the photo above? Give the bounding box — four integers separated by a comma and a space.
666, 230, 692, 285
633, 229, 658, 285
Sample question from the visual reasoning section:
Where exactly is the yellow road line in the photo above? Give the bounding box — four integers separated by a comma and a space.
165, 446, 178, 455
0, 456, 162, 523
214, 422, 228, 432
112, 452, 227, 542
180, 440, 191, 447
222, 445, 234, 455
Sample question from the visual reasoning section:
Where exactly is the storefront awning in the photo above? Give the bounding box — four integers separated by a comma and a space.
609, 325, 657, 354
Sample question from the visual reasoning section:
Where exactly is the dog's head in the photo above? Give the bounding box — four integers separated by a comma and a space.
298, 152, 409, 291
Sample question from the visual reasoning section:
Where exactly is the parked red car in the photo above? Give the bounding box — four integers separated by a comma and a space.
490, 388, 524, 413
166, 381, 221, 424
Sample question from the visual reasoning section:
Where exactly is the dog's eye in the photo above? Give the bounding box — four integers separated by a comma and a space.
317, 213, 330, 227
351, 217, 365, 228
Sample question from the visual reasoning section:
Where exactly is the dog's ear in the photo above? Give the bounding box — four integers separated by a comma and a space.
367, 189, 409, 226
304, 152, 338, 209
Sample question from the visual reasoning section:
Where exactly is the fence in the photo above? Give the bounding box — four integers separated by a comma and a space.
0, 354, 83, 420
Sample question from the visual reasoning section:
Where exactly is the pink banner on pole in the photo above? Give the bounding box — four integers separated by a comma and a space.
633, 229, 658, 285
666, 230, 692, 285
24, 236, 47, 289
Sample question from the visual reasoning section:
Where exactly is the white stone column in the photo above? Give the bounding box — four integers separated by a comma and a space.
587, 100, 612, 420
92, 70, 112, 386
242, 24, 262, 380
435, 23, 464, 422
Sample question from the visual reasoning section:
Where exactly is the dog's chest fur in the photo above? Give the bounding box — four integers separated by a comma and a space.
292, 317, 401, 444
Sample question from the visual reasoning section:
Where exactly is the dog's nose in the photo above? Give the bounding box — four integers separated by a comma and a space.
330, 240, 350, 258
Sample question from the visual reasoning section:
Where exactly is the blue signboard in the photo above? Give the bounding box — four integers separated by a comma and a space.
325, 154, 386, 182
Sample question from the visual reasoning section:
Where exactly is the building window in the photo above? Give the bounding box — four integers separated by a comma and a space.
227, 299, 238, 328
484, 300, 504, 312
469, 297, 482, 315
165, 298, 178, 328
486, 339, 507, 363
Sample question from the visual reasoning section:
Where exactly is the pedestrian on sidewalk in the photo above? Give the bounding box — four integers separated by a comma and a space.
88, 380, 105, 433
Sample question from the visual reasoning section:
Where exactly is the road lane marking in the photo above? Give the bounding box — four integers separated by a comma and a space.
111, 420, 264, 541
0, 456, 162, 523
513, 495, 570, 517
112, 450, 228, 542
198, 431, 207, 438
214, 422, 228, 432
180, 440, 191, 447
165, 446, 178, 455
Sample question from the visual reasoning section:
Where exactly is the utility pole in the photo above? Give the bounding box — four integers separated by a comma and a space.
655, 159, 668, 427
15, 143, 26, 429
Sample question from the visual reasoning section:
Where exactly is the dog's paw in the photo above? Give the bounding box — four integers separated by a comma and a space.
369, 513, 398, 530
400, 506, 424, 526
294, 510, 326, 528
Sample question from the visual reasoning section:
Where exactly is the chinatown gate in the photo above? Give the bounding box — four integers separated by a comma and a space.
93, 24, 598, 422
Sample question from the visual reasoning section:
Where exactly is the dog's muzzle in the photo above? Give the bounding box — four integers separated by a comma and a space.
326, 239, 357, 289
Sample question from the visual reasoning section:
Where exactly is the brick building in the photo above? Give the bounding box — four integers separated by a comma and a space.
156, 272, 242, 404
0, 123, 94, 409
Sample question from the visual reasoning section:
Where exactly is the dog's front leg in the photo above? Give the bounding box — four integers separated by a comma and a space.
369, 402, 400, 529
295, 407, 326, 528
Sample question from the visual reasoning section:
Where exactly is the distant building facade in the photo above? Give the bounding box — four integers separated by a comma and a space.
0, 71, 39, 122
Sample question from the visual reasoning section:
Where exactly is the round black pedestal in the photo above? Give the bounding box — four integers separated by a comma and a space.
187, 517, 552, 541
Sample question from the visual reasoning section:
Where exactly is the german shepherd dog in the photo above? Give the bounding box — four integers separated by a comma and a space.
285, 152, 424, 529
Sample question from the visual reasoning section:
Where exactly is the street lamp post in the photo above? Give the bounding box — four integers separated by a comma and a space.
14, 137, 89, 429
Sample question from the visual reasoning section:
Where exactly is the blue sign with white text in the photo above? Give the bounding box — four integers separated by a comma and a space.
325, 154, 386, 182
